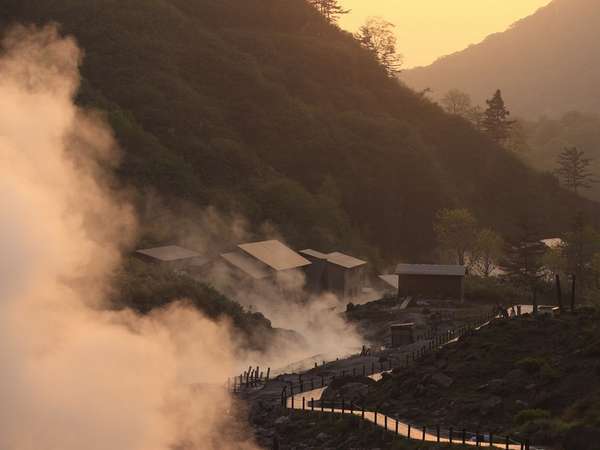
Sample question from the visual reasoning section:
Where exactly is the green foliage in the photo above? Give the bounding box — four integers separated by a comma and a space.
434, 208, 477, 265
112, 258, 273, 347
464, 276, 526, 304
514, 409, 551, 426
515, 356, 546, 374
471, 228, 504, 276
2, 0, 595, 263
355, 17, 403, 77
482, 89, 514, 144
555, 147, 596, 194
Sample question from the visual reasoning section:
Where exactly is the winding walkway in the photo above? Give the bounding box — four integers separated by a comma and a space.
284, 306, 539, 449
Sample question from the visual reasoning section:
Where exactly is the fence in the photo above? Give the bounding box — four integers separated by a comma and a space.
280, 308, 535, 449
284, 399, 529, 449
230, 307, 499, 394
279, 308, 497, 402
228, 366, 271, 393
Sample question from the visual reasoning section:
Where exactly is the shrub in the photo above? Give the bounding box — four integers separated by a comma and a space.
516, 357, 546, 374
514, 409, 551, 425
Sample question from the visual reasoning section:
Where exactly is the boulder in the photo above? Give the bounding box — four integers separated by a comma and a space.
431, 372, 454, 388
274, 415, 290, 425
480, 395, 503, 415
316, 432, 329, 442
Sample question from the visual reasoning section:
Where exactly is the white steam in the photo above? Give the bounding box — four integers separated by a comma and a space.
0, 25, 257, 450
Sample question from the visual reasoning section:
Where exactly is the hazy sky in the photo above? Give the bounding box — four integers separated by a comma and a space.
339, 0, 552, 68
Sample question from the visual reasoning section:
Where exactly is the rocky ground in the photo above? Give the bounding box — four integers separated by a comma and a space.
346, 296, 494, 347
344, 309, 600, 450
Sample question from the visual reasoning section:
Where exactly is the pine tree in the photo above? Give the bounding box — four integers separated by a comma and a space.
308, 0, 350, 24
555, 147, 596, 195
482, 89, 514, 144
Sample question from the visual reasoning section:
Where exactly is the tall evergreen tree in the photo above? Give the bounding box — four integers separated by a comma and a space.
555, 147, 596, 195
308, 0, 349, 24
482, 89, 514, 144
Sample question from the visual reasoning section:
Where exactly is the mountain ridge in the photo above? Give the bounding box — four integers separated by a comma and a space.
401, 0, 600, 118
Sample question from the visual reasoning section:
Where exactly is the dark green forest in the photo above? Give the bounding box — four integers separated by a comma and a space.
2, 0, 596, 264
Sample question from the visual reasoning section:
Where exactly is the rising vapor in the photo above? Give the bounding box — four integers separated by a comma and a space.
0, 24, 257, 450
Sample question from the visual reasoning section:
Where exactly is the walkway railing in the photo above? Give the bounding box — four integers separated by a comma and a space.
285, 398, 528, 449
280, 308, 536, 449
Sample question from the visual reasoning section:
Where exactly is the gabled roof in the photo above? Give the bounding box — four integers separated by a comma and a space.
327, 251, 367, 269
238, 240, 311, 271
395, 264, 465, 277
300, 249, 329, 260
301, 249, 367, 269
379, 274, 399, 289
136, 245, 201, 262
221, 251, 271, 280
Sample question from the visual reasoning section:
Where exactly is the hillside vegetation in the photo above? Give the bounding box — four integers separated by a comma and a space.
1, 0, 595, 263
402, 0, 600, 118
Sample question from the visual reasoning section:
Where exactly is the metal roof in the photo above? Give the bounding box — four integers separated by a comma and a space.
221, 251, 271, 280
238, 240, 311, 271
541, 238, 564, 249
395, 264, 465, 277
326, 252, 367, 269
379, 274, 399, 289
300, 249, 329, 260
136, 245, 201, 262
301, 249, 367, 269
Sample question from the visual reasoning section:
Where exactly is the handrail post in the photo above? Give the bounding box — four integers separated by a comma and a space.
436, 424, 440, 442
422, 426, 426, 441
449, 427, 453, 443
302, 397, 305, 411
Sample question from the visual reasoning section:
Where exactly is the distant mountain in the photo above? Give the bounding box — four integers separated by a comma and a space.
2, 0, 597, 262
401, 0, 600, 118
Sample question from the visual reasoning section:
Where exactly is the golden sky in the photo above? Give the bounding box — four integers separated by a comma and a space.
339, 0, 552, 68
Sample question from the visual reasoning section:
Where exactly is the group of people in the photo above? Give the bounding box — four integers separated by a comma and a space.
496, 304, 522, 319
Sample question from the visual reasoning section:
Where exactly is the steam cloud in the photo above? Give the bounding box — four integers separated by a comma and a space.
0, 25, 257, 450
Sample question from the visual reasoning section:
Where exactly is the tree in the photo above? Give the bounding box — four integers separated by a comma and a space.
440, 89, 473, 116
555, 147, 596, 195
505, 119, 531, 154
471, 228, 504, 277
563, 213, 600, 288
433, 208, 478, 265
482, 89, 514, 144
355, 17, 403, 77
308, 0, 350, 24
501, 218, 546, 310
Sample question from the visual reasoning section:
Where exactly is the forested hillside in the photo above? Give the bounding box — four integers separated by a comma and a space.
3, 0, 595, 262
401, 0, 600, 118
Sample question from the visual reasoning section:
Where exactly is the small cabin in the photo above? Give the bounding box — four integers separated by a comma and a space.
395, 264, 466, 301
221, 240, 311, 282
390, 323, 415, 347
300, 249, 367, 300
135, 245, 209, 271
